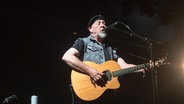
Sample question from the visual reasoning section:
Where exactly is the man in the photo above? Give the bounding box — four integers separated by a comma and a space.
62, 15, 147, 104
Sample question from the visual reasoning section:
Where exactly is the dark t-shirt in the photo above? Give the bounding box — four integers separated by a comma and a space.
72, 38, 84, 54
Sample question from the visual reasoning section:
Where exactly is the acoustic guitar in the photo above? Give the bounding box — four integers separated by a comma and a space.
71, 57, 168, 101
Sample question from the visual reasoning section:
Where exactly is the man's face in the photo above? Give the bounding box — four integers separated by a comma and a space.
88, 20, 106, 38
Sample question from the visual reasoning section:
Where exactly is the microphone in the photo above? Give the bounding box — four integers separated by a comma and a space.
2, 94, 17, 104
104, 21, 120, 32
104, 21, 132, 35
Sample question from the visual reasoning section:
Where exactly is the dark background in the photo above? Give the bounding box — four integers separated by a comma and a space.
1, 0, 184, 104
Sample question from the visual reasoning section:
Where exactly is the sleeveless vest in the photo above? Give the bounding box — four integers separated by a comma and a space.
81, 35, 114, 64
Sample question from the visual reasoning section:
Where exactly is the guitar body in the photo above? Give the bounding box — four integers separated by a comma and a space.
71, 60, 121, 101
71, 56, 168, 101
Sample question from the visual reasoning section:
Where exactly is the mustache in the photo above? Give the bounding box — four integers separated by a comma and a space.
100, 27, 106, 31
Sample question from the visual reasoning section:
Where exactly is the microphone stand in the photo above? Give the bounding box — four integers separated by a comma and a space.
115, 21, 160, 104
147, 38, 160, 104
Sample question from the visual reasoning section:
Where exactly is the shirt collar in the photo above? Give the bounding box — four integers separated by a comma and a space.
88, 35, 105, 46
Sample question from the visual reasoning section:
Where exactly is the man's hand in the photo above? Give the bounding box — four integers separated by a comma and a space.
89, 69, 107, 87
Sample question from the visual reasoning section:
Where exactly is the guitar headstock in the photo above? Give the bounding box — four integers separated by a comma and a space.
154, 56, 169, 67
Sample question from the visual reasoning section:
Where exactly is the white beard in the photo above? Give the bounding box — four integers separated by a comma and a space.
98, 31, 107, 39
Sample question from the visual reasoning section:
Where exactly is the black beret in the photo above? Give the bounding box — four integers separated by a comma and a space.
87, 15, 105, 28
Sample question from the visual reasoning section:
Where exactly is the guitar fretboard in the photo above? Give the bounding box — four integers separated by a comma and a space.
112, 63, 150, 77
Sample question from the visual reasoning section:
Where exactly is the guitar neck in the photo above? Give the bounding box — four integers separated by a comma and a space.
112, 62, 150, 77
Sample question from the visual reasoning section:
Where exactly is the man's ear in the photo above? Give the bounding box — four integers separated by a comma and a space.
88, 27, 92, 33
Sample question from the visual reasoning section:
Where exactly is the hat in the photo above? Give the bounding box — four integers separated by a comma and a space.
87, 15, 105, 28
